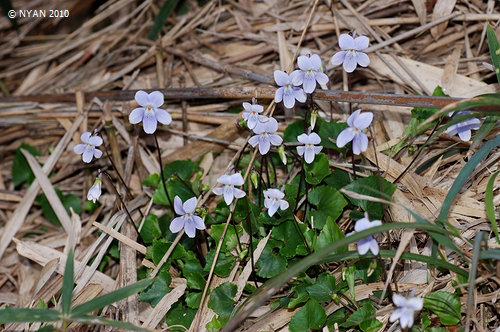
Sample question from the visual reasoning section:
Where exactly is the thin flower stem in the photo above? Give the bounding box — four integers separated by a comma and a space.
294, 160, 304, 214
173, 173, 197, 197
102, 142, 135, 203
263, 154, 271, 188
302, 162, 310, 226
234, 140, 249, 169
153, 132, 173, 208
268, 153, 277, 187
244, 196, 258, 288
149, 231, 184, 278
290, 208, 312, 254
258, 154, 264, 208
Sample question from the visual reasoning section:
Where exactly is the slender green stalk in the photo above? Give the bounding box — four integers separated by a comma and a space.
153, 133, 173, 208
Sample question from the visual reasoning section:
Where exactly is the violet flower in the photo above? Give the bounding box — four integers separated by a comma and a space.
389, 294, 423, 329
242, 101, 266, 130
248, 117, 283, 155
330, 34, 370, 73
274, 70, 306, 108
352, 213, 382, 255
336, 109, 373, 155
129, 90, 172, 134
73, 131, 103, 163
170, 196, 205, 238
291, 54, 329, 93
87, 174, 102, 203
212, 173, 246, 205
297, 132, 323, 164
264, 188, 289, 217
447, 111, 481, 141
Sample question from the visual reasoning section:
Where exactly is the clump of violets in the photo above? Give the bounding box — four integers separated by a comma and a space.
248, 117, 283, 155
129, 90, 172, 134
331, 33, 370, 73
297, 132, 322, 164
447, 111, 481, 141
242, 100, 265, 130
389, 293, 423, 329
87, 173, 102, 203
351, 213, 382, 255
274, 70, 306, 108
212, 173, 246, 205
336, 109, 373, 155
291, 54, 329, 93
264, 188, 289, 217
73, 131, 103, 163
170, 196, 205, 238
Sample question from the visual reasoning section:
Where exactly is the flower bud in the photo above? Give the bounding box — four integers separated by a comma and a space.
250, 171, 259, 188
277, 145, 287, 165
367, 260, 377, 277
310, 109, 318, 130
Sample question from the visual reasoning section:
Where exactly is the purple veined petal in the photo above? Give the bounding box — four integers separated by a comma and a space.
303, 75, 317, 94
149, 91, 164, 107
242, 102, 252, 112
392, 294, 408, 307
290, 70, 304, 86
347, 109, 361, 127
338, 34, 355, 50
129, 108, 145, 124
354, 217, 371, 232
231, 173, 244, 186
258, 136, 271, 155
274, 87, 285, 104
336, 128, 355, 148
283, 90, 296, 108
446, 124, 459, 137
297, 145, 305, 156
192, 215, 205, 230
279, 199, 289, 211
73, 144, 86, 155
174, 196, 185, 215
353, 111, 373, 130
247, 116, 258, 129
314, 146, 322, 154
267, 200, 279, 217
458, 129, 472, 141
252, 120, 268, 134
223, 186, 234, 205
184, 219, 196, 238
293, 87, 307, 103
183, 197, 197, 213
81, 132, 92, 144
315, 72, 329, 86
389, 308, 403, 323
155, 108, 172, 125
135, 90, 149, 107
233, 188, 246, 199
169, 216, 185, 233
309, 132, 321, 144
274, 70, 290, 86
89, 135, 103, 146
304, 147, 315, 163
407, 297, 423, 311
93, 149, 103, 159
248, 135, 259, 147
369, 239, 380, 255
269, 134, 283, 146
266, 117, 279, 133
331, 51, 346, 66
343, 53, 358, 73
353, 36, 369, 50
82, 146, 95, 163
310, 54, 322, 70
297, 133, 308, 144
297, 55, 313, 71
352, 133, 368, 155
357, 237, 372, 255
356, 52, 370, 67
212, 187, 224, 196
142, 112, 158, 134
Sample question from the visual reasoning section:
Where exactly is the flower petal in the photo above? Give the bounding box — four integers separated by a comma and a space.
267, 201, 279, 217
314, 146, 322, 154
303, 75, 316, 94
279, 199, 289, 210
283, 91, 295, 108
248, 135, 259, 147
156, 108, 172, 125
353, 111, 373, 130
274, 87, 284, 103
353, 36, 369, 50
258, 136, 271, 155
192, 215, 205, 230
304, 147, 315, 163
93, 149, 103, 159
89, 135, 103, 146
81, 132, 91, 144
233, 188, 246, 199
315, 72, 329, 85
231, 173, 244, 186
82, 146, 94, 163
149, 91, 164, 107
223, 186, 234, 205
74, 144, 86, 155
297, 133, 308, 144
352, 133, 368, 155
310, 54, 322, 70
184, 219, 196, 238
357, 237, 372, 255
212, 187, 224, 196
399, 310, 413, 328
392, 294, 408, 307
183, 197, 197, 213
309, 132, 321, 144
217, 175, 232, 185
338, 34, 355, 50
269, 134, 283, 146
135, 90, 149, 107
343, 53, 358, 73
407, 297, 423, 311
369, 239, 379, 255
129, 108, 144, 124
143, 112, 158, 134
293, 88, 307, 103
169, 216, 185, 234
356, 52, 370, 67
247, 116, 258, 129
274, 70, 289, 86
458, 129, 472, 141
290, 70, 304, 86
242, 102, 252, 112
354, 217, 371, 232
266, 117, 279, 132
297, 55, 312, 70
331, 51, 346, 66
297, 145, 305, 156
348, 109, 361, 127
336, 128, 355, 148
174, 196, 184, 215
389, 308, 402, 323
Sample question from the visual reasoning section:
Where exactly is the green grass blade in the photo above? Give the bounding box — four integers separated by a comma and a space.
0, 308, 60, 322
486, 170, 500, 244
72, 315, 153, 331
479, 249, 500, 260
487, 24, 500, 85
71, 278, 153, 317
438, 134, 500, 222
465, 232, 486, 332
61, 249, 74, 316
471, 115, 498, 150
147, 0, 181, 40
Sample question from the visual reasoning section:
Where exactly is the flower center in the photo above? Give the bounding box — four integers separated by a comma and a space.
285, 84, 290, 89
353, 127, 359, 133
262, 132, 268, 136
228, 184, 232, 187
307, 69, 313, 74
187, 212, 191, 217
347, 49, 356, 55
307, 143, 312, 147
252, 112, 256, 115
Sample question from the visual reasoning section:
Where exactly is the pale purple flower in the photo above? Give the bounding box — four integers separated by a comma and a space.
242, 102, 266, 130
129, 90, 172, 134
291, 54, 329, 93
274, 70, 307, 108
330, 34, 370, 73
248, 117, 283, 155
389, 294, 423, 329
297, 132, 323, 164
73, 132, 103, 163
264, 188, 289, 217
336, 109, 373, 155
212, 173, 246, 205
170, 196, 205, 238
447, 111, 481, 141
352, 213, 382, 255
87, 175, 102, 203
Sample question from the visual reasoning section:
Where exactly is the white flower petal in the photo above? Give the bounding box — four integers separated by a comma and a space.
149, 91, 164, 107
174, 196, 184, 215
223, 187, 234, 205
458, 129, 472, 141
290, 70, 304, 86
135, 90, 149, 107
143, 112, 157, 134
357, 237, 372, 255
267, 201, 279, 217
297, 55, 312, 70
309, 133, 321, 144
293, 88, 307, 103
269, 134, 283, 146
338, 34, 355, 50
233, 188, 246, 199
297, 145, 305, 156
212, 187, 224, 196
231, 173, 244, 186
81, 132, 92, 144
248, 135, 259, 147
73, 144, 86, 155
353, 111, 373, 130
348, 109, 361, 127
258, 137, 271, 155
353, 36, 369, 50
155, 108, 172, 125
89, 135, 103, 146
343, 53, 358, 73
304, 147, 315, 163
283, 91, 295, 108
217, 175, 232, 185
170, 216, 185, 234
193, 216, 205, 230
356, 52, 370, 67
310, 54, 322, 70
274, 70, 289, 86
242, 102, 252, 112
247, 117, 258, 130
183, 197, 197, 213
392, 294, 408, 307
331, 51, 346, 66
303, 76, 317, 94
129, 108, 144, 124
279, 199, 289, 211
93, 149, 103, 159
315, 72, 329, 86
82, 146, 94, 163
274, 87, 284, 103
336, 128, 355, 148
184, 219, 196, 238
389, 308, 402, 323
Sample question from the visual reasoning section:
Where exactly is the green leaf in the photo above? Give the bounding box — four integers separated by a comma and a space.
138, 271, 171, 306
306, 273, 336, 303
206, 314, 229, 331
208, 282, 237, 316
71, 279, 154, 317
61, 249, 74, 315
487, 24, 500, 85
148, 0, 181, 40
360, 316, 383, 332
317, 117, 348, 150
210, 224, 242, 251
324, 169, 351, 190
186, 292, 202, 309
314, 217, 346, 253
163, 160, 200, 180
139, 214, 162, 243
272, 221, 309, 258
153, 177, 194, 206
204, 250, 236, 278
284, 120, 306, 142
0, 309, 60, 322
471, 115, 498, 150
424, 291, 461, 325
165, 302, 196, 331
72, 315, 151, 331
151, 239, 187, 266
35, 189, 81, 226
256, 239, 287, 278
142, 173, 160, 187
342, 302, 376, 328
186, 272, 206, 290
304, 153, 330, 185
289, 299, 326, 332
485, 171, 500, 243
12, 143, 41, 187
308, 186, 347, 229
